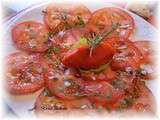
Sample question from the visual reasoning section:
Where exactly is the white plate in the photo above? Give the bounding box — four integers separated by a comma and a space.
3, 1, 158, 118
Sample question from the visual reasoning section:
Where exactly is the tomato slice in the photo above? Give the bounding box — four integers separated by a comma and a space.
44, 67, 84, 100
5, 52, 45, 94
44, 3, 91, 32
134, 41, 154, 64
133, 41, 155, 80
110, 80, 156, 113
108, 38, 143, 71
131, 81, 156, 113
80, 81, 125, 107
12, 21, 50, 52
62, 39, 115, 69
35, 89, 94, 115
87, 7, 134, 38
48, 28, 88, 60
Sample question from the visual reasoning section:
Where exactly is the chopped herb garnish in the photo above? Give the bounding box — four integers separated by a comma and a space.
60, 12, 68, 20
43, 88, 52, 97
45, 46, 61, 58
97, 106, 103, 112
111, 79, 125, 90
118, 97, 134, 110
106, 106, 111, 112
74, 92, 99, 97
76, 15, 85, 26
106, 92, 112, 101
136, 68, 148, 78
48, 31, 55, 38
53, 59, 61, 67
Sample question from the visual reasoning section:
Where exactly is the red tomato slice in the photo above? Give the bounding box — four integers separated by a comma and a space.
35, 89, 94, 115
134, 41, 154, 64
12, 21, 50, 52
62, 39, 115, 69
49, 28, 88, 60
44, 67, 84, 100
44, 3, 91, 32
134, 41, 155, 80
108, 38, 143, 71
87, 7, 134, 38
131, 81, 156, 113
80, 81, 125, 107
110, 80, 156, 113
5, 52, 45, 94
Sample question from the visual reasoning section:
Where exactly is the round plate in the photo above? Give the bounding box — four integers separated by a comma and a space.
3, 1, 158, 118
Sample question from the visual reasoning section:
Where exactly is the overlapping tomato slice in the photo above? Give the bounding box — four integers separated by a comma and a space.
43, 3, 91, 32
44, 66, 83, 100
48, 28, 88, 60
5, 52, 46, 94
107, 38, 143, 71
35, 89, 95, 116
12, 21, 50, 52
87, 7, 135, 38
111, 80, 156, 114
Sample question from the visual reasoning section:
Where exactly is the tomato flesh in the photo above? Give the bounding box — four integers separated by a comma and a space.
107, 38, 143, 71
62, 39, 115, 69
87, 7, 134, 38
44, 67, 84, 100
5, 52, 45, 94
131, 81, 155, 113
49, 28, 88, 60
79, 81, 125, 106
44, 3, 91, 32
12, 21, 50, 52
134, 41, 154, 65
35, 89, 95, 115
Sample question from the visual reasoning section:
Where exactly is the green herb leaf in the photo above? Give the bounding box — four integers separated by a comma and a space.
43, 88, 52, 97
74, 93, 99, 97
106, 106, 111, 112
53, 59, 61, 67
111, 79, 125, 90
45, 46, 61, 58
76, 15, 85, 26
118, 97, 134, 110
71, 37, 88, 50
97, 106, 103, 112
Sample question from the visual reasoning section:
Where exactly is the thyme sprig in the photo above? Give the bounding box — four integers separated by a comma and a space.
87, 23, 120, 56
